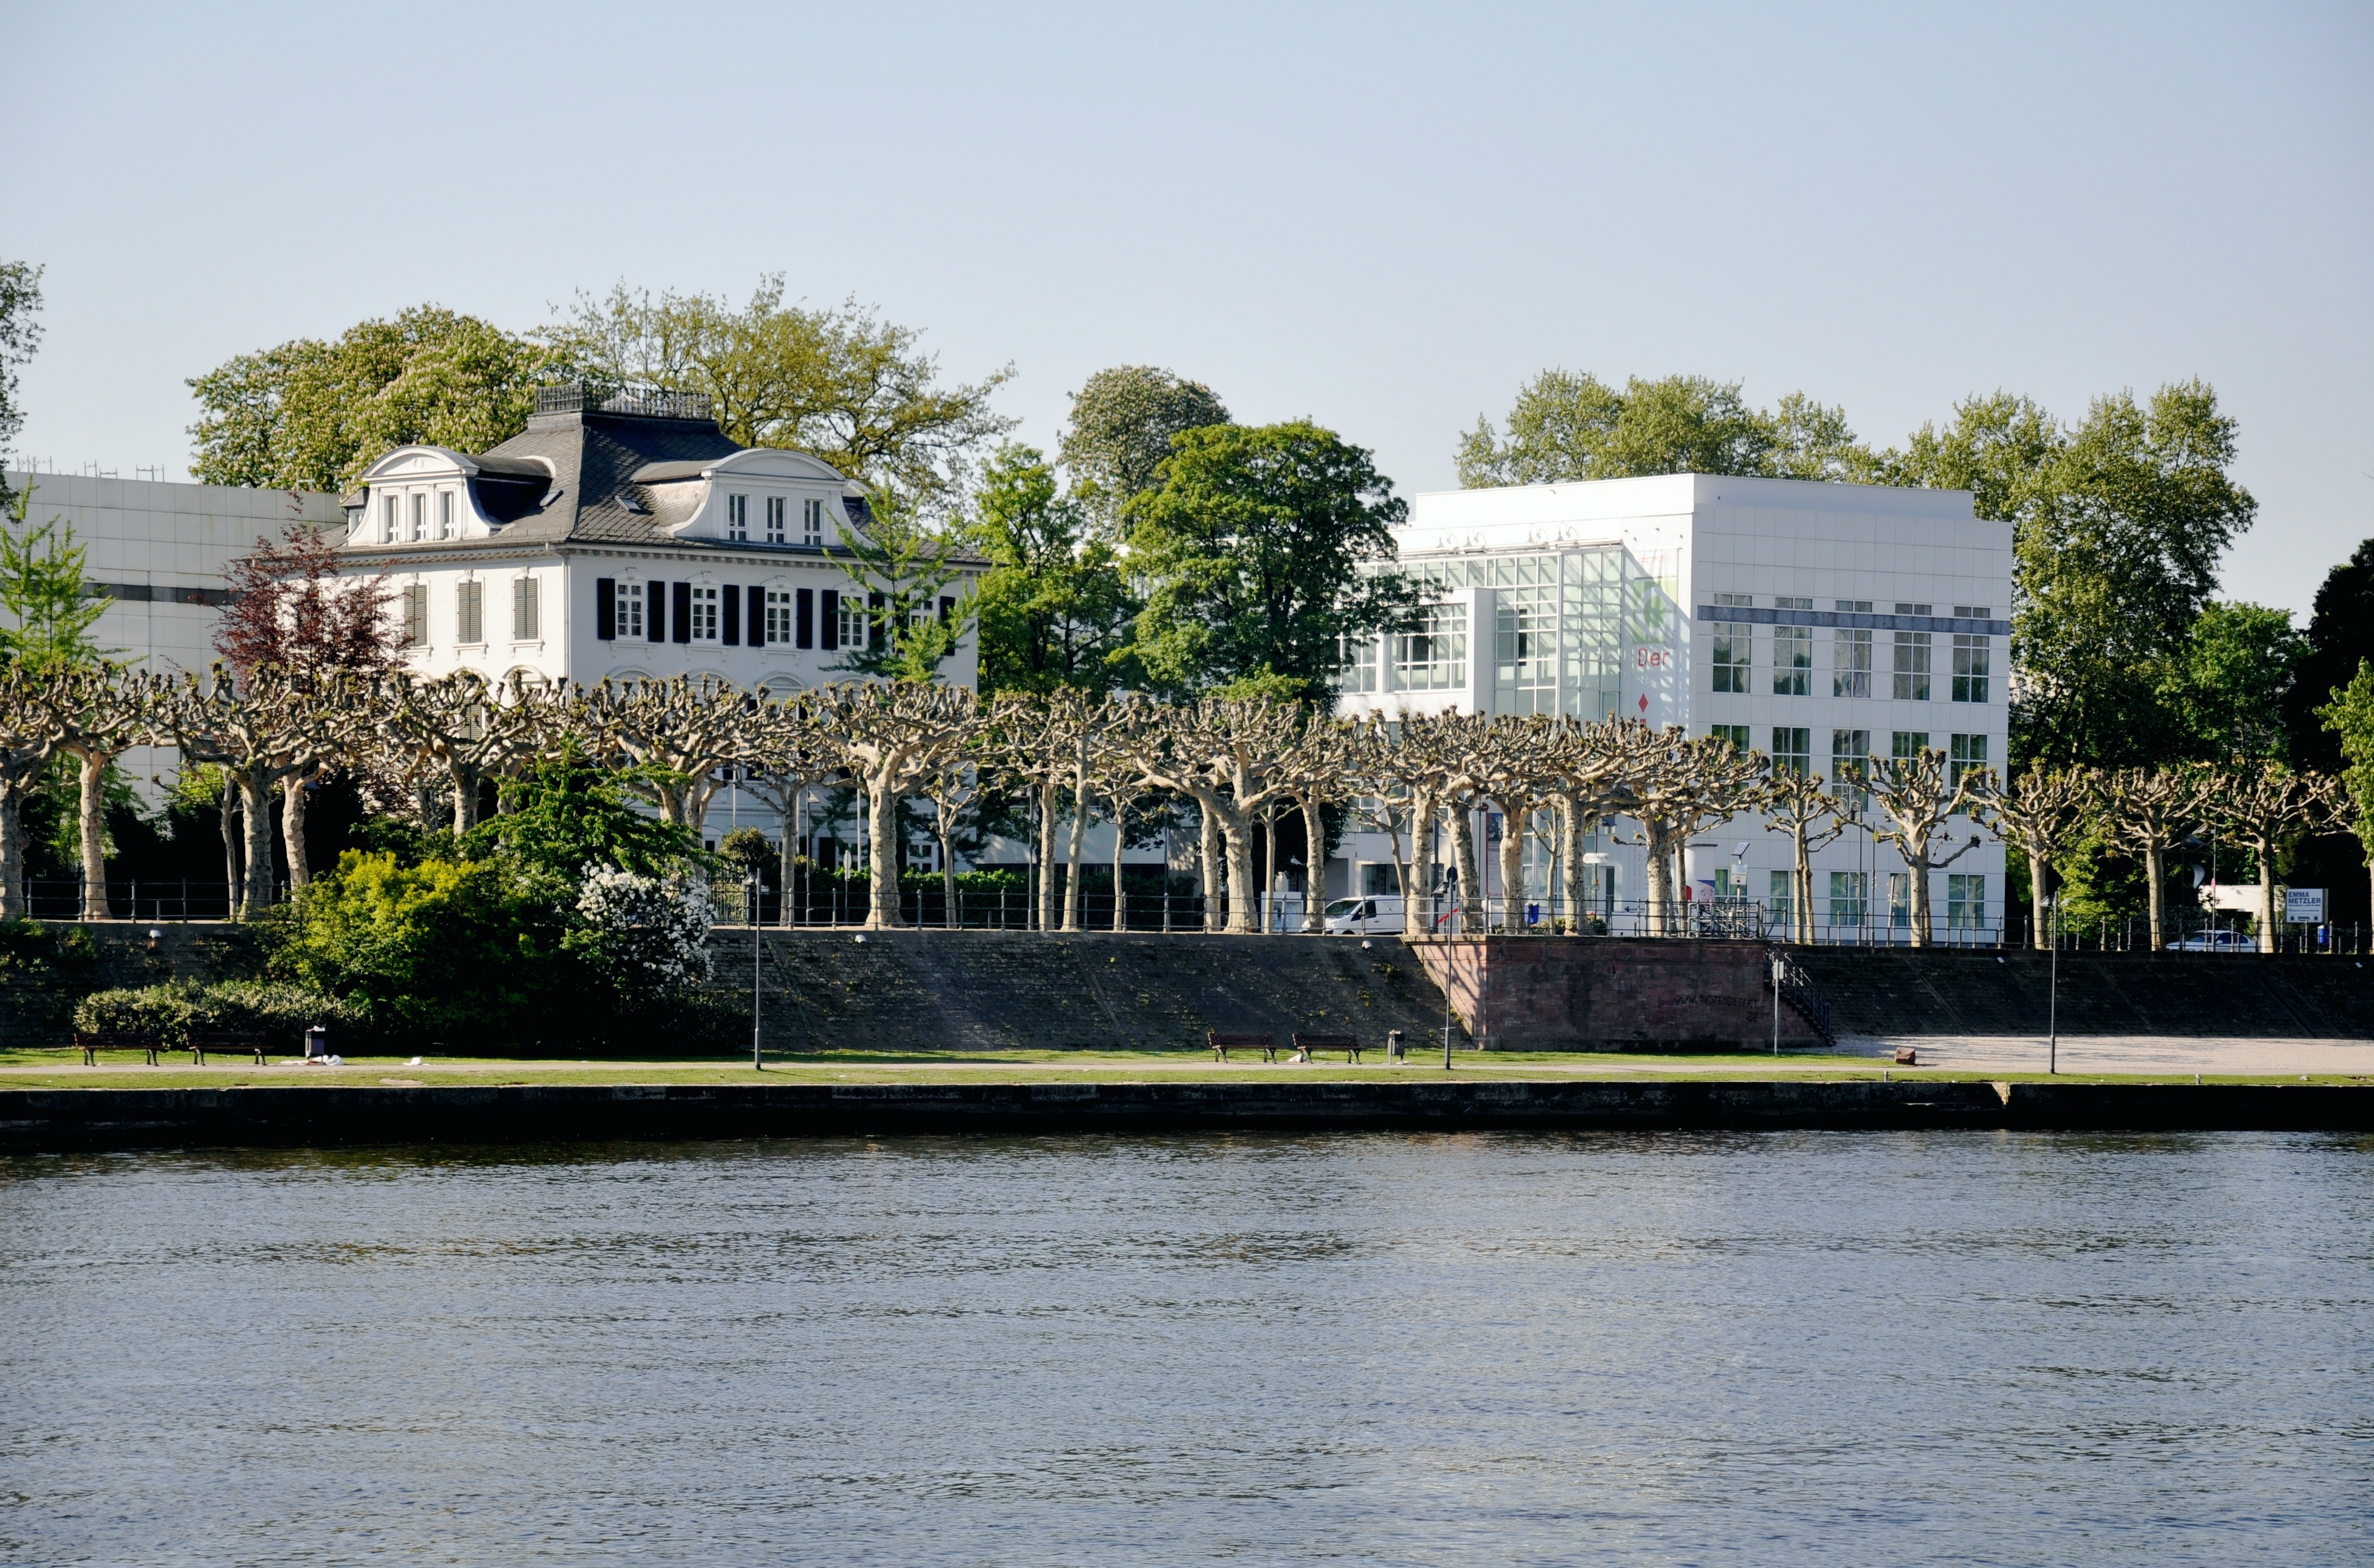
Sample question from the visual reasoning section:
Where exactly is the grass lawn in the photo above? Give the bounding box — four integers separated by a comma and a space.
0, 1046, 2364, 1091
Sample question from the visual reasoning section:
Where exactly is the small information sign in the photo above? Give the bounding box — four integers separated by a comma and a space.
2283, 888, 2325, 923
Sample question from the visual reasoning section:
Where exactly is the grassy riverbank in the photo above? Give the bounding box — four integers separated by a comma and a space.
1, 1047, 2366, 1091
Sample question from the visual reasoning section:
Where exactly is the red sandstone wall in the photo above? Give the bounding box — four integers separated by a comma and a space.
1405, 937, 1823, 1051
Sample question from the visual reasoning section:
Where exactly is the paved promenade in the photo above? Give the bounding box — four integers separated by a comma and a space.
1844, 1034, 2374, 1076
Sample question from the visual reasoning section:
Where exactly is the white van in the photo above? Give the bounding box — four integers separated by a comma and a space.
1323, 895, 1407, 934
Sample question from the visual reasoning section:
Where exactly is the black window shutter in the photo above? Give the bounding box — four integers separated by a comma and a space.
647, 580, 665, 643
938, 595, 955, 624
820, 589, 838, 650
797, 588, 814, 648
721, 584, 740, 645
672, 581, 692, 643
596, 578, 616, 640
749, 585, 766, 645
869, 591, 887, 649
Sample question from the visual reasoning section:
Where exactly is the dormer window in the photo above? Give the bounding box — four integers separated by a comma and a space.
410, 493, 427, 542
803, 498, 824, 546
381, 494, 398, 543
438, 491, 455, 539
765, 496, 786, 544
728, 494, 749, 541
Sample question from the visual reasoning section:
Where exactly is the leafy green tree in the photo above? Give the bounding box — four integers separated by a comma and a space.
0, 483, 110, 668
1121, 421, 1416, 700
1456, 371, 1875, 486
968, 443, 1135, 696
2318, 660, 2374, 923
827, 492, 977, 683
548, 277, 1013, 515
188, 306, 562, 492
2285, 538, 2374, 773
465, 743, 700, 877
1058, 365, 1229, 531
0, 259, 42, 509
2158, 601, 2306, 762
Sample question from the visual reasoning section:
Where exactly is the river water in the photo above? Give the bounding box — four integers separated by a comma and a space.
4, 1130, 2369, 1565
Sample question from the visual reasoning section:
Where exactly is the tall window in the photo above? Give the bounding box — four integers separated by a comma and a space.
1339, 634, 1378, 693
1773, 627, 1810, 695
1890, 730, 1929, 759
1830, 729, 1870, 807
1767, 869, 1794, 928
1709, 723, 1749, 752
764, 589, 794, 645
617, 580, 644, 639
690, 585, 720, 641
1947, 874, 1986, 931
803, 497, 824, 545
1828, 871, 1868, 932
1770, 727, 1811, 774
1833, 629, 1872, 697
1951, 635, 1992, 703
1711, 628, 1749, 692
410, 492, 427, 542
438, 490, 455, 540
402, 584, 428, 646
382, 494, 398, 544
728, 495, 748, 542
765, 496, 786, 544
836, 594, 868, 649
1892, 631, 1932, 700
1948, 733, 1988, 787
456, 580, 483, 644
513, 576, 539, 640
1394, 602, 1467, 691
1888, 872, 1912, 930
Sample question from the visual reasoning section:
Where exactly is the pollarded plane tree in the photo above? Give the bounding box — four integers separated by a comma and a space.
1609, 723, 1767, 936
0, 663, 73, 920
572, 675, 755, 830
983, 690, 1100, 932
1118, 697, 1307, 936
162, 664, 355, 916
2095, 765, 2207, 951
1761, 763, 1850, 944
1541, 717, 1629, 933
915, 725, 992, 929
380, 670, 560, 834
1277, 713, 1356, 932
1081, 717, 1160, 933
739, 690, 844, 925
1472, 714, 1568, 932
1344, 714, 1446, 938
809, 682, 980, 929
51, 665, 169, 919
1410, 710, 1494, 932
1980, 765, 2094, 950
1861, 746, 1988, 947
2199, 761, 2341, 953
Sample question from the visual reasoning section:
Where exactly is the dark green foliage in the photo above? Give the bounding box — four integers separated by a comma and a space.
74, 980, 366, 1053
2288, 539, 2374, 774
467, 744, 699, 877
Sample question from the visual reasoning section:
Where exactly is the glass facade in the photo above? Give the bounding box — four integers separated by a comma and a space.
1376, 546, 1635, 717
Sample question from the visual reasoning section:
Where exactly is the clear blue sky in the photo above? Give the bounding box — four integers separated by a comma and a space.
6, 1, 2368, 615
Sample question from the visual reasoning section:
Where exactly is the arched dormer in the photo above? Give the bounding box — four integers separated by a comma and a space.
346, 446, 555, 546
630, 447, 859, 547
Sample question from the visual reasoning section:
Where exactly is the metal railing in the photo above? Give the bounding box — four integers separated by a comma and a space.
534, 381, 713, 421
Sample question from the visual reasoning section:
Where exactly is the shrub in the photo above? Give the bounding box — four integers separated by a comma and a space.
72, 981, 362, 1052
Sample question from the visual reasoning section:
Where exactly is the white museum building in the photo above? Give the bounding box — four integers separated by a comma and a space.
1330, 473, 2012, 942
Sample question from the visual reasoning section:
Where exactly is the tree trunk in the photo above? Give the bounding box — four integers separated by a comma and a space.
782, 795, 799, 929
1497, 799, 1529, 932
1223, 809, 1259, 936
77, 749, 110, 920
2255, 850, 2275, 953
221, 777, 240, 919
281, 774, 312, 891
1063, 769, 1088, 932
1556, 796, 1586, 932
2144, 842, 2165, 951
1794, 825, 1814, 944
452, 761, 481, 834
1300, 794, 1326, 933
1906, 855, 1931, 947
0, 782, 25, 922
1035, 779, 1060, 932
239, 772, 276, 916
1111, 799, 1129, 933
2028, 850, 2049, 951
1451, 805, 1482, 933
1408, 792, 1437, 939
1644, 822, 1679, 935
1199, 802, 1223, 932
939, 821, 958, 929
1261, 808, 1278, 933
866, 781, 903, 928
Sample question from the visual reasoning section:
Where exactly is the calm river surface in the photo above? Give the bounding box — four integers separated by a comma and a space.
4, 1130, 2370, 1566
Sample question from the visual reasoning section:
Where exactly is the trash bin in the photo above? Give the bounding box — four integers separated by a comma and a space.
1386, 1029, 1406, 1062
304, 1025, 328, 1059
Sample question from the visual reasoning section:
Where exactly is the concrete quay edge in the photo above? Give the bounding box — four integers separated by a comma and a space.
2, 1079, 2370, 1152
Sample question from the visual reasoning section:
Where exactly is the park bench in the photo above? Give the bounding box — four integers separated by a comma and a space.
188, 1031, 269, 1066
1208, 1031, 1277, 1062
1291, 1032, 1365, 1063
73, 1030, 162, 1066
1893, 1047, 1919, 1066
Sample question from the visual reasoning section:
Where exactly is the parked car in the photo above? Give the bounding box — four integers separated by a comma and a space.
1323, 896, 1407, 934
2170, 929, 2257, 952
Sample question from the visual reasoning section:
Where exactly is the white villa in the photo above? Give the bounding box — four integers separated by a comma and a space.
1330, 473, 2012, 942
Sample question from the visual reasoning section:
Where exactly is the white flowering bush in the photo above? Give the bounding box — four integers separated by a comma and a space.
574, 864, 716, 998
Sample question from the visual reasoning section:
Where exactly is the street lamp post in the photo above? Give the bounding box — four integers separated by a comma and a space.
2046, 893, 2059, 1076
750, 868, 764, 1071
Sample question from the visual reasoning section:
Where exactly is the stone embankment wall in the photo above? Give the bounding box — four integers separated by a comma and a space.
1400, 937, 1822, 1051
0, 924, 261, 1049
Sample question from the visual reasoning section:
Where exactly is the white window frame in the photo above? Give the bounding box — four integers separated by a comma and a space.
410, 492, 427, 542
438, 490, 456, 540
764, 588, 794, 646
690, 584, 720, 642
728, 495, 748, 542
617, 580, 644, 639
803, 497, 824, 546
765, 496, 786, 544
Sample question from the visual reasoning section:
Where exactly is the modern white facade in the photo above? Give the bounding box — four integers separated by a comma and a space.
1332, 474, 2012, 942
336, 384, 980, 696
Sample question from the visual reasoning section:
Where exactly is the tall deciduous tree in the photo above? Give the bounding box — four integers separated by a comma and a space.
216, 517, 402, 678
1982, 765, 2093, 950
0, 259, 43, 509
549, 277, 1013, 515
967, 444, 1134, 697
1456, 371, 1875, 486
2319, 660, 2374, 924
1058, 366, 1229, 532
2158, 601, 2306, 763
1122, 421, 1415, 700
188, 306, 561, 492
2287, 539, 2374, 773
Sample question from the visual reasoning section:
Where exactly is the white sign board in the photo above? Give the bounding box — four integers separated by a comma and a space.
2283, 888, 2325, 923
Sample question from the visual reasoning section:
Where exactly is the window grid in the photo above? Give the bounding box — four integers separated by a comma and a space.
1830, 729, 1871, 807
438, 491, 455, 540
1773, 627, 1811, 695
1951, 635, 1992, 703
410, 493, 427, 542
1889, 872, 1912, 929
1709, 723, 1749, 752
727, 495, 748, 542
765, 496, 786, 544
1339, 634, 1379, 693
764, 589, 794, 645
1834, 628, 1872, 697
1948, 733, 1989, 787
803, 498, 824, 545
1891, 730, 1930, 759
836, 596, 867, 649
1394, 602, 1468, 691
617, 582, 644, 639
381, 495, 398, 544
1770, 727, 1811, 774
1828, 871, 1868, 930
690, 585, 720, 641
1892, 631, 1932, 700
1711, 628, 1749, 693
1769, 869, 1795, 924
1947, 873, 1986, 930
